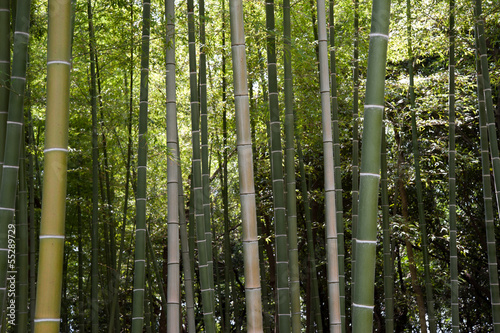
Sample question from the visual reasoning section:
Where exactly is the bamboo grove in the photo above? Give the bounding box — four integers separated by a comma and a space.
0, 0, 499, 331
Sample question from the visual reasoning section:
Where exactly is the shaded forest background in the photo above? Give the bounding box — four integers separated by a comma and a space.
4, 0, 500, 331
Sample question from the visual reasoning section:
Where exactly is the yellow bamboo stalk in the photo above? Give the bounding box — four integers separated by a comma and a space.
34, 0, 72, 331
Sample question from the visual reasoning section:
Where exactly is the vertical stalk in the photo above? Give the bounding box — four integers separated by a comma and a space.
351, 0, 391, 331
406, 1, 436, 330
87, 1, 99, 331
265, 0, 290, 330
131, 0, 150, 330
0, 0, 31, 326
165, 0, 181, 327
283, 0, 300, 330
381, 121, 394, 332
317, 0, 341, 331
16, 142, 28, 332
448, 0, 458, 330
0, 0, 9, 184
33, 0, 72, 330
351, 0, 360, 298
298, 140, 323, 333
228, 0, 264, 330
328, 0, 345, 329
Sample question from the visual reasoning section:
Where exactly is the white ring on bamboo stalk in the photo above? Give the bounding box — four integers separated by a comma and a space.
364, 104, 384, 110
360, 172, 380, 178
34, 318, 60, 322
357, 239, 377, 244
369, 33, 389, 40
11, 76, 26, 81
47, 60, 71, 66
14, 31, 29, 37
7, 121, 23, 126
0, 60, 9, 63
353, 302, 374, 309
3, 165, 18, 169
39, 235, 65, 239
132, 317, 144, 320
0, 207, 15, 211
44, 148, 68, 153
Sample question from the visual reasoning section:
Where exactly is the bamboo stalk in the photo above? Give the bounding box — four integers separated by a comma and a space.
33, 0, 72, 330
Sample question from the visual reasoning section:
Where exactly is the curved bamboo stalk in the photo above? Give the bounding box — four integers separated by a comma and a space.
317, 0, 341, 330
351, 0, 391, 330
475, 34, 500, 332
0, 0, 31, 326
33, 0, 72, 330
131, 0, 151, 330
228, 0, 264, 330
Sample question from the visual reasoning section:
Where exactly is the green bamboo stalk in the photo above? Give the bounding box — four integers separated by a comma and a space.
77, 186, 84, 333
381, 120, 394, 332
87, 1, 99, 331
178, 157, 196, 333
351, 0, 391, 330
297, 140, 323, 333
27, 108, 36, 332
350, 0, 360, 299
475, 36, 500, 332
165, 0, 181, 327
328, 0, 345, 329
228, 0, 264, 330
283, 0, 300, 330
145, 229, 168, 321
317, 0, 341, 330
186, 0, 215, 327
199, 0, 215, 311
15, 142, 28, 333
221, 2, 232, 330
475, 0, 500, 224
131, 0, 150, 330
448, 0, 458, 330
0, 0, 9, 185
406, 1, 436, 330
265, 0, 290, 330
33, 0, 72, 330
0, 0, 31, 326
109, 7, 135, 331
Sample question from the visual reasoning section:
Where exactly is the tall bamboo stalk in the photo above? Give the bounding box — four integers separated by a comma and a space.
87, 1, 99, 331
298, 140, 323, 333
381, 120, 394, 332
475, 0, 500, 222
16, 141, 28, 333
328, 0, 345, 328
406, 1, 436, 330
265, 0, 290, 330
186, 0, 215, 327
0, 0, 31, 325
448, 0, 458, 330
283, 0, 300, 330
351, 0, 391, 331
228, 0, 264, 330
165, 0, 180, 327
131, 0, 150, 330
475, 35, 500, 332
0, 0, 9, 185
33, 0, 72, 330
350, 0, 360, 298
317, 0, 341, 330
